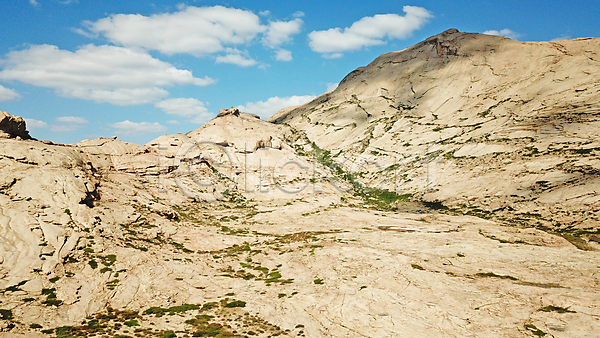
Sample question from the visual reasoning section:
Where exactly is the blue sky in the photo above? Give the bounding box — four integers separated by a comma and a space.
0, 0, 598, 144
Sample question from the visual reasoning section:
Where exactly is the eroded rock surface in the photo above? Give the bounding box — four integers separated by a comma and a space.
1, 31, 600, 338
270, 29, 600, 233
0, 112, 30, 140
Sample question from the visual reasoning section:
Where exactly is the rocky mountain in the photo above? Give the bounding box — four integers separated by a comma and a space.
271, 28, 600, 233
1, 30, 600, 338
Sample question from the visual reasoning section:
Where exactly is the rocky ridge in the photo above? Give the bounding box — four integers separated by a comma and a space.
270, 29, 600, 234
1, 29, 600, 338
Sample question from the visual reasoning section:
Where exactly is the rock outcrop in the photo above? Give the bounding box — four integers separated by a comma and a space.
270, 29, 600, 231
0, 111, 31, 140
216, 107, 241, 118
1, 31, 600, 338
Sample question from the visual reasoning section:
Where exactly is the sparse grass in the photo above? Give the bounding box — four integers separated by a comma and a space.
123, 319, 139, 327
3, 280, 27, 293
475, 272, 518, 281
411, 264, 425, 270
0, 309, 13, 320
88, 260, 98, 269
144, 304, 201, 317
524, 323, 546, 336
224, 300, 246, 308
41, 287, 62, 307
538, 305, 575, 313
106, 279, 119, 290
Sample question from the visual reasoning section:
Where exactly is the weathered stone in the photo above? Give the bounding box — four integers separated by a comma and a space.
0, 111, 31, 140
217, 107, 240, 118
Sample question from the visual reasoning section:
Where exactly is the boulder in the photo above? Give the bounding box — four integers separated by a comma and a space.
216, 107, 241, 118
0, 111, 31, 140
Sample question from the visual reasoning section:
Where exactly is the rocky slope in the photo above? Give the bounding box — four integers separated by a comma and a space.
270, 29, 600, 235
1, 29, 600, 338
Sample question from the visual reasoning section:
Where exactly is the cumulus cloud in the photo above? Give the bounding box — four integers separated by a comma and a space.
29, 0, 39, 7
274, 49, 292, 61
108, 120, 167, 136
81, 5, 266, 56
308, 6, 432, 57
56, 116, 89, 124
79, 5, 304, 64
262, 18, 303, 48
0, 85, 20, 102
25, 118, 48, 129
155, 98, 214, 124
0, 44, 214, 105
237, 95, 315, 119
483, 29, 520, 40
215, 52, 258, 67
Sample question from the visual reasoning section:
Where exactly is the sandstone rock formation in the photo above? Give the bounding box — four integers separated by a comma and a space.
270, 29, 600, 233
1, 30, 600, 338
216, 107, 241, 118
0, 112, 30, 140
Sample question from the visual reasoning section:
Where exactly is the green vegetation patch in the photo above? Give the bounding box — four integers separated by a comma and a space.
3, 280, 28, 293
224, 300, 246, 308
0, 309, 13, 320
524, 324, 546, 336
41, 308, 140, 337
538, 305, 575, 313
144, 303, 201, 317
474, 272, 518, 281
41, 287, 62, 307
411, 264, 425, 270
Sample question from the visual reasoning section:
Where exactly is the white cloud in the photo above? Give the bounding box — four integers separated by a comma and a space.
167, 120, 181, 125
483, 29, 520, 40
0, 85, 20, 102
81, 5, 266, 56
262, 18, 303, 48
322, 53, 343, 59
25, 118, 48, 129
108, 120, 167, 136
215, 52, 258, 67
237, 95, 315, 119
0, 44, 214, 105
155, 97, 214, 124
29, 0, 39, 7
308, 6, 432, 57
326, 82, 339, 91
56, 116, 89, 124
274, 49, 292, 61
